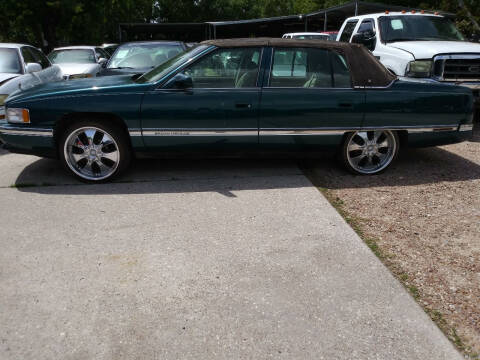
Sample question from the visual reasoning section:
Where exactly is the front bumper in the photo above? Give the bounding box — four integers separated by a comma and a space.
0, 124, 56, 157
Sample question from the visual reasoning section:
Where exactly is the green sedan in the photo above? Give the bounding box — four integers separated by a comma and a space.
0, 38, 474, 182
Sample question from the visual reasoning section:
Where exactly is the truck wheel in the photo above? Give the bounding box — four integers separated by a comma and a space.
342, 130, 399, 175
59, 120, 131, 182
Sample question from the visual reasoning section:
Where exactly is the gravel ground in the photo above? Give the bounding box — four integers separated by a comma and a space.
305, 126, 480, 358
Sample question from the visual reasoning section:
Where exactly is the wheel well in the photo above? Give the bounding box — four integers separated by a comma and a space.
340, 129, 408, 148
54, 113, 133, 155
396, 129, 408, 149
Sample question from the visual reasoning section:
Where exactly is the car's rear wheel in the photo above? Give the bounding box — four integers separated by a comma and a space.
59, 121, 131, 182
342, 130, 399, 175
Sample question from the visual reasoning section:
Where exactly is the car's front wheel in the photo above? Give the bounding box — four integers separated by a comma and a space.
342, 130, 399, 175
59, 121, 131, 182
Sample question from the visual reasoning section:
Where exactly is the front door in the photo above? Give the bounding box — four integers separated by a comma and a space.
259, 47, 364, 149
141, 47, 263, 150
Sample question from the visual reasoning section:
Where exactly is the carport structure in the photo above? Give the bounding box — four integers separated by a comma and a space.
119, 1, 452, 42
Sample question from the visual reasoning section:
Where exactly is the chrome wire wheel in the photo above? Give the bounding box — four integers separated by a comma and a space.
345, 130, 397, 174
64, 127, 120, 181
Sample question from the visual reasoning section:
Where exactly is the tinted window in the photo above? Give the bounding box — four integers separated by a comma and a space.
270, 47, 351, 88
21, 47, 36, 64
272, 49, 307, 77
358, 19, 374, 33
29, 47, 50, 68
48, 49, 96, 64
0, 48, 22, 74
339, 20, 358, 42
183, 47, 261, 88
331, 52, 351, 87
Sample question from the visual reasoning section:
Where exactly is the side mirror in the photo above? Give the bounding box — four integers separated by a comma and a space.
25, 63, 42, 73
98, 58, 107, 65
351, 31, 376, 51
167, 73, 193, 90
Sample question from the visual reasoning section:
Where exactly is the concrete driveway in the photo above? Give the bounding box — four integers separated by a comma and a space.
0, 150, 462, 359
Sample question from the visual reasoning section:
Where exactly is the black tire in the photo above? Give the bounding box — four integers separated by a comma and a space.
341, 130, 399, 175
59, 119, 131, 183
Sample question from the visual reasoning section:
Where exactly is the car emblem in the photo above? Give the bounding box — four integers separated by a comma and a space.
469, 65, 480, 73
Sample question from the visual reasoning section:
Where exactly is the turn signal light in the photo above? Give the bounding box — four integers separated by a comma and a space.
401, 10, 406, 14
385, 10, 389, 14
411, 10, 416, 14
22, 109, 30, 123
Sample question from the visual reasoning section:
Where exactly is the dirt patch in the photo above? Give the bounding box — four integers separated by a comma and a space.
304, 127, 480, 358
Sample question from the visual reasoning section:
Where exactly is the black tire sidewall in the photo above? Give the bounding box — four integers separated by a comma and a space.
59, 120, 131, 182
341, 130, 399, 175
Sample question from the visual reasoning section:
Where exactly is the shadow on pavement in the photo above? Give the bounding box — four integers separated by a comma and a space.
14, 157, 309, 195
303, 145, 480, 190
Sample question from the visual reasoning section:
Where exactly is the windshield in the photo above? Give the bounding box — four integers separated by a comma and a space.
293, 34, 329, 40
48, 49, 96, 64
379, 16, 465, 42
135, 45, 210, 84
0, 48, 22, 74
107, 43, 185, 69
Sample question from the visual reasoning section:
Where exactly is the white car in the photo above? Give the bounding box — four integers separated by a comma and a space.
336, 11, 480, 105
282, 32, 331, 41
47, 46, 110, 79
0, 43, 62, 121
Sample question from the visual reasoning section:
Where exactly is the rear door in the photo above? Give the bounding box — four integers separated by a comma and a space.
259, 46, 364, 149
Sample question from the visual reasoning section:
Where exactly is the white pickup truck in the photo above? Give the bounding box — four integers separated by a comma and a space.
337, 12, 480, 108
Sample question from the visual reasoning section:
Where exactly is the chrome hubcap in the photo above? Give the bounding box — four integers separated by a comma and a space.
64, 127, 120, 180
347, 130, 396, 174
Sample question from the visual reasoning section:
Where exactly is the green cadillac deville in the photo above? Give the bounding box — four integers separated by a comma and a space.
0, 38, 475, 182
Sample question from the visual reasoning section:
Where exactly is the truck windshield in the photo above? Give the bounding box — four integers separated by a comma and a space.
379, 16, 465, 43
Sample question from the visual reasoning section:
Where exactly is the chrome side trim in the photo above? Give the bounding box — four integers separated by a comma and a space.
135, 125, 460, 138
128, 129, 142, 137
0, 126, 53, 137
459, 124, 474, 132
260, 129, 346, 136
142, 128, 258, 136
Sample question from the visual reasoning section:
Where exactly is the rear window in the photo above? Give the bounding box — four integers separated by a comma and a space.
270, 47, 351, 88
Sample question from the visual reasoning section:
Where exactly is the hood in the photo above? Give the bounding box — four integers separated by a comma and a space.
55, 63, 100, 76
388, 41, 480, 59
6, 74, 144, 103
0, 73, 20, 85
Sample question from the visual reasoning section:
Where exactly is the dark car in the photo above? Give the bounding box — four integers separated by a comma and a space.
99, 41, 186, 76
0, 38, 474, 182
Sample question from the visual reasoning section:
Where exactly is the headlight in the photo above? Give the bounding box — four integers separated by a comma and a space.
6, 108, 30, 124
0, 94, 8, 106
406, 60, 433, 77
69, 73, 93, 80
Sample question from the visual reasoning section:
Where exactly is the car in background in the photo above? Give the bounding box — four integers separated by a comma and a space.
101, 43, 118, 56
48, 46, 110, 79
322, 31, 339, 41
282, 32, 330, 40
0, 43, 62, 121
99, 41, 187, 76
0, 39, 474, 182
